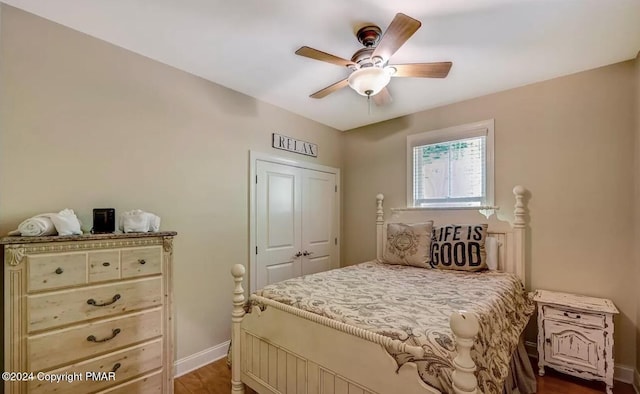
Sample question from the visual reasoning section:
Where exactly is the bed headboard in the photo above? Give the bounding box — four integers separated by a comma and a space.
376, 186, 528, 285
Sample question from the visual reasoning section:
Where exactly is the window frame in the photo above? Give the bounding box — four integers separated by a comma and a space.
406, 119, 495, 208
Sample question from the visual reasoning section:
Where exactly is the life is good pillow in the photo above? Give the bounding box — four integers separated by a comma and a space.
430, 224, 488, 271
383, 222, 433, 268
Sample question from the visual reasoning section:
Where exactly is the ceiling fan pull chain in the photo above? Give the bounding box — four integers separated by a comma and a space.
367, 94, 371, 115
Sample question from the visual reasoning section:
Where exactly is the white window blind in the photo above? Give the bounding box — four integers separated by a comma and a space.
413, 136, 485, 206
406, 120, 494, 208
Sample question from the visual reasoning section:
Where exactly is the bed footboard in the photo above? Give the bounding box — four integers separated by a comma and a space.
231, 264, 246, 394
230, 264, 480, 394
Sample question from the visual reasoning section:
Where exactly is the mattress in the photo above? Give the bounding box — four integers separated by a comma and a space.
255, 261, 534, 394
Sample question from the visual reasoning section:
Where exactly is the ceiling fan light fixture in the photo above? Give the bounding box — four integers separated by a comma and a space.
347, 67, 391, 97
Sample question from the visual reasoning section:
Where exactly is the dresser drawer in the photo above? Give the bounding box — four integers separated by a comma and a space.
89, 250, 121, 283
121, 247, 162, 278
97, 370, 163, 394
28, 252, 87, 292
29, 338, 162, 394
543, 305, 605, 329
28, 277, 162, 332
28, 309, 162, 371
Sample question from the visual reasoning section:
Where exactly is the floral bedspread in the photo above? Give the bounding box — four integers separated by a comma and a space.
256, 261, 534, 394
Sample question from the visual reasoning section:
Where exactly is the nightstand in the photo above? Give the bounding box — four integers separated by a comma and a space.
533, 289, 619, 394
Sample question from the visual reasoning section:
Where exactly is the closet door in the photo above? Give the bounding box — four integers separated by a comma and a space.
255, 159, 339, 291
301, 169, 337, 275
255, 161, 302, 290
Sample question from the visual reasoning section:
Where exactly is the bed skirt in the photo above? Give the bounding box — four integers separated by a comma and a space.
503, 337, 537, 394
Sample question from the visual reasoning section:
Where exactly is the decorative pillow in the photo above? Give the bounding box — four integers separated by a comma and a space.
383, 222, 433, 268
430, 224, 488, 271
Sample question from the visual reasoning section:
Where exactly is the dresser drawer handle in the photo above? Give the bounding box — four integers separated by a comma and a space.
102, 262, 110, 267
563, 312, 581, 319
87, 294, 121, 307
138, 259, 146, 265
87, 328, 121, 343
54, 267, 63, 275
111, 362, 121, 373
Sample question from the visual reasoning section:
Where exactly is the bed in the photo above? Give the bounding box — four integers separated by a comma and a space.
231, 186, 533, 394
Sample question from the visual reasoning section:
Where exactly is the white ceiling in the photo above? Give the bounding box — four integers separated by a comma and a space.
3, 0, 640, 131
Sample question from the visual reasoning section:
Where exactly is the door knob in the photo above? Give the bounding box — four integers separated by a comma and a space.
303, 251, 313, 256
294, 252, 302, 258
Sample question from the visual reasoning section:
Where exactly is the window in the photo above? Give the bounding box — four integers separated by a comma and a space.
407, 119, 494, 208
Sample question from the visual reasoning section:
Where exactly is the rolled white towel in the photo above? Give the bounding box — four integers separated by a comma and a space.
15, 214, 57, 236
50, 209, 82, 236
119, 210, 161, 233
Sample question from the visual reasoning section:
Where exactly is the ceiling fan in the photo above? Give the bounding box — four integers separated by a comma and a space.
295, 13, 452, 106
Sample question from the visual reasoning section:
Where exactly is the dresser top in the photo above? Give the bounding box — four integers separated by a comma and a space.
533, 289, 619, 314
0, 231, 177, 245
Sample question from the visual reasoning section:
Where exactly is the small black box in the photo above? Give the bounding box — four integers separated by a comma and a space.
93, 208, 115, 233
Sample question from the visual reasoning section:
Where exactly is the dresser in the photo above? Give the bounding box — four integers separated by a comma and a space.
2, 232, 176, 394
533, 289, 618, 394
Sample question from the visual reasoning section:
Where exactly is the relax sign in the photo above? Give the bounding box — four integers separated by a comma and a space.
272, 133, 317, 157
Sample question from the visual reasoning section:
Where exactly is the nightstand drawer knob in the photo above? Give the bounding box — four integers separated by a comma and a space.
563, 312, 581, 319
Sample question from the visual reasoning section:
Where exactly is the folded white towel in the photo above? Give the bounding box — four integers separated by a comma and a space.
119, 210, 161, 233
15, 214, 57, 236
50, 209, 82, 236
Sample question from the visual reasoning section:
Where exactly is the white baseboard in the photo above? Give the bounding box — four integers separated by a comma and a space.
617, 365, 636, 385
173, 340, 230, 378
524, 340, 635, 384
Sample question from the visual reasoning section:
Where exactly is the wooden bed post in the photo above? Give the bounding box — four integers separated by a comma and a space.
512, 185, 527, 285
375, 193, 385, 261
450, 311, 480, 394
231, 264, 246, 394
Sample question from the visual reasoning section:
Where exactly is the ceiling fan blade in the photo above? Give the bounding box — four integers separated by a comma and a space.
390, 62, 453, 78
373, 87, 392, 106
295, 46, 355, 68
310, 78, 349, 99
372, 13, 421, 62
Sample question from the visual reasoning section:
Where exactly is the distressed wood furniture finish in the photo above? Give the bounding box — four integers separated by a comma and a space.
231, 186, 530, 394
533, 289, 619, 394
2, 231, 176, 394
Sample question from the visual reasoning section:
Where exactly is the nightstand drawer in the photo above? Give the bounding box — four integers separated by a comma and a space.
543, 305, 604, 328
543, 319, 604, 375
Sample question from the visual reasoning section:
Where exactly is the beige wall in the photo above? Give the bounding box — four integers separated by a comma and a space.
2, 2, 639, 376
343, 61, 637, 366
0, 6, 342, 360
635, 51, 640, 375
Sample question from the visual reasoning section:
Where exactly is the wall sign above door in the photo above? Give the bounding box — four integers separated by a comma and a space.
272, 133, 317, 157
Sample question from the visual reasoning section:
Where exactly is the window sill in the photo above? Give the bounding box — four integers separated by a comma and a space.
393, 206, 499, 218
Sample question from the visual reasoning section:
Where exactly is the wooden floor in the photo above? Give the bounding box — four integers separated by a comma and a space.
175, 358, 636, 394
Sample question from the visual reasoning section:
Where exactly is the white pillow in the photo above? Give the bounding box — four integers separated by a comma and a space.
485, 236, 498, 270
